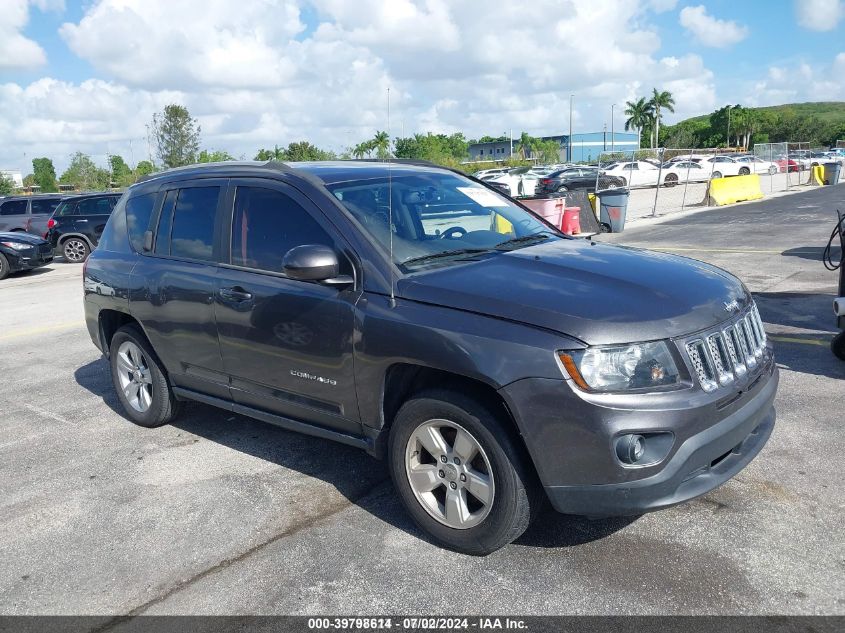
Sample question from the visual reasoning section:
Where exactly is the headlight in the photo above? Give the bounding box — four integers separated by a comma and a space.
558, 341, 680, 392
0, 241, 30, 251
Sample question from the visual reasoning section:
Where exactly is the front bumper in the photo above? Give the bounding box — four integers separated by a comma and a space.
500, 351, 778, 517
4, 247, 53, 272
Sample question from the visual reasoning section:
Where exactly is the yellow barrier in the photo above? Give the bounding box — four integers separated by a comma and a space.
706, 174, 764, 206
812, 164, 824, 186
588, 193, 597, 213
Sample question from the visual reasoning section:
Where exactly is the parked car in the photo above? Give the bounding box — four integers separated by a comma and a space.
601, 160, 662, 188
47, 192, 123, 262
536, 167, 625, 193
735, 156, 779, 175
659, 161, 711, 186
0, 231, 54, 280
84, 160, 777, 554
691, 156, 749, 178
483, 167, 540, 196
0, 194, 65, 236
775, 157, 800, 173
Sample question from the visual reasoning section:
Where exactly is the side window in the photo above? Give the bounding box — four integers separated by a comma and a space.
0, 200, 27, 216
76, 197, 114, 215
54, 201, 78, 217
231, 186, 336, 274
166, 186, 220, 261
154, 190, 177, 255
125, 193, 156, 253
31, 199, 62, 215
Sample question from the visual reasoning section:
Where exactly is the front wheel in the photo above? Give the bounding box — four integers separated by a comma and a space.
832, 331, 845, 361
110, 325, 180, 427
0, 253, 9, 280
663, 173, 678, 187
63, 238, 90, 263
556, 185, 568, 192
712, 171, 723, 179
739, 167, 750, 176
388, 389, 540, 555
768, 166, 777, 175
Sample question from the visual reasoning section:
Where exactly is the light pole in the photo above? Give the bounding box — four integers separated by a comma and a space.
568, 94, 573, 162
726, 105, 734, 148
611, 103, 616, 153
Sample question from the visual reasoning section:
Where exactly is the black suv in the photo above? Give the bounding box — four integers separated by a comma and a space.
47, 192, 122, 262
83, 161, 777, 554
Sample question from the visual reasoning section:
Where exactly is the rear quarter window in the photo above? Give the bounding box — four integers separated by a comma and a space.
125, 193, 157, 253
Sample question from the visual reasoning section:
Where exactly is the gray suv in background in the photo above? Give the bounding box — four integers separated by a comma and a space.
0, 194, 65, 237
82, 160, 778, 554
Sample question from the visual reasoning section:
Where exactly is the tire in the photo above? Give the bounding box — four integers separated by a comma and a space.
0, 253, 9, 280
109, 325, 180, 428
832, 331, 845, 362
739, 167, 750, 176
619, 177, 627, 187
768, 166, 777, 175
556, 185, 568, 192
712, 171, 723, 179
63, 238, 90, 263
663, 174, 678, 187
388, 389, 541, 555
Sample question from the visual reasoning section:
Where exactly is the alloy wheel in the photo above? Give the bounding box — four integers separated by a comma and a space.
405, 419, 495, 529
64, 239, 88, 262
116, 341, 153, 413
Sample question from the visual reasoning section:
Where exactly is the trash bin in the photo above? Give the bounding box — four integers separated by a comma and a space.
597, 189, 630, 233
824, 162, 842, 185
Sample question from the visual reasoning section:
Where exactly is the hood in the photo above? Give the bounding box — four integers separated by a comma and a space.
398, 239, 751, 345
0, 232, 46, 245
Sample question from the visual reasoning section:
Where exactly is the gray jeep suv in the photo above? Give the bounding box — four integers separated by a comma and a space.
82, 160, 777, 554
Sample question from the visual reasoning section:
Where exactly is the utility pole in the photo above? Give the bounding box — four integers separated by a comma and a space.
509, 129, 513, 158
726, 105, 733, 148
603, 123, 607, 151
568, 95, 573, 162
145, 123, 153, 165
611, 103, 616, 153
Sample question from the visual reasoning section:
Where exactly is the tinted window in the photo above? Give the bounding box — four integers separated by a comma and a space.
76, 197, 115, 215
31, 198, 62, 215
167, 186, 219, 261
125, 193, 156, 253
54, 201, 78, 217
0, 200, 27, 216
231, 186, 333, 273
154, 190, 177, 255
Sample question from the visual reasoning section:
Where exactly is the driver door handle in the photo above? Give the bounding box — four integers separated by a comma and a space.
219, 286, 253, 301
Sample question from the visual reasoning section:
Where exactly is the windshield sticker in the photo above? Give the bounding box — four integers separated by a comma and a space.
457, 186, 506, 208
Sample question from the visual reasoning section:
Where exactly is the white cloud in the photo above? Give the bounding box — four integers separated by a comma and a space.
0, 0, 49, 70
679, 5, 749, 48
796, 0, 845, 31
1, 0, 720, 173
744, 53, 845, 106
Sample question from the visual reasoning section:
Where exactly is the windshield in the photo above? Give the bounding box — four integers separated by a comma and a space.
328, 171, 560, 272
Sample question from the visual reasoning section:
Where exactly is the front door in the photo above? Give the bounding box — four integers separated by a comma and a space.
214, 179, 361, 435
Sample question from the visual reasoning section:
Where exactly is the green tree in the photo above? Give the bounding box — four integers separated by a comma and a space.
515, 131, 535, 159
23, 174, 35, 188
372, 131, 390, 159
393, 132, 469, 166
60, 152, 110, 190
152, 104, 201, 168
32, 157, 58, 192
649, 89, 675, 148
135, 160, 155, 177
108, 155, 133, 187
624, 97, 653, 149
254, 145, 286, 161
198, 149, 235, 163
284, 141, 335, 161
352, 140, 375, 158
0, 173, 15, 195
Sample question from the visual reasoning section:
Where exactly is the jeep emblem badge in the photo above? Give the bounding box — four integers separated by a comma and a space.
724, 300, 740, 313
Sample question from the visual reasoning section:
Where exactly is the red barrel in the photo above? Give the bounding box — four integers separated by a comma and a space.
561, 207, 581, 235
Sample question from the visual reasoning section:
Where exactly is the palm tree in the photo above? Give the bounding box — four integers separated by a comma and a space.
373, 131, 390, 159
624, 97, 652, 150
649, 88, 675, 148
515, 131, 535, 159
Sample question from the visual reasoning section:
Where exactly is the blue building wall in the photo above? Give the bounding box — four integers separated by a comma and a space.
467, 132, 639, 163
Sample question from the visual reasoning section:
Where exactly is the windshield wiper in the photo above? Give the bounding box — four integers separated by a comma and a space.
402, 248, 493, 267
494, 232, 552, 250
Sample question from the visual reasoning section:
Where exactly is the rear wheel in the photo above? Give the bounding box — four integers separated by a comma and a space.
768, 166, 777, 175
110, 325, 180, 427
556, 185, 568, 192
712, 171, 723, 179
739, 167, 750, 176
0, 253, 9, 280
663, 173, 678, 187
63, 238, 90, 263
388, 389, 541, 555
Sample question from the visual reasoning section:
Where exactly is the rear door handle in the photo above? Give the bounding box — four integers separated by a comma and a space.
219, 286, 253, 301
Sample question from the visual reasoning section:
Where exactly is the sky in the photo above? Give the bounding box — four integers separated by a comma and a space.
1, 0, 844, 174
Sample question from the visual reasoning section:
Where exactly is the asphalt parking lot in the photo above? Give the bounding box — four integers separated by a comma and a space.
1, 187, 843, 618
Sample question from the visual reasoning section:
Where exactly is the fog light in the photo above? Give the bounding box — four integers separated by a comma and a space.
616, 434, 646, 465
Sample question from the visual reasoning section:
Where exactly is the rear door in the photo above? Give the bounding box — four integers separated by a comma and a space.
28, 197, 63, 237
214, 178, 361, 434
130, 179, 231, 399
74, 196, 118, 246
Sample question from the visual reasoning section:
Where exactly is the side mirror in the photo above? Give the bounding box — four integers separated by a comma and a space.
282, 244, 341, 282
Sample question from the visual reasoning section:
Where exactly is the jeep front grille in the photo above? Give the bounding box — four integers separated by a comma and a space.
684, 304, 767, 392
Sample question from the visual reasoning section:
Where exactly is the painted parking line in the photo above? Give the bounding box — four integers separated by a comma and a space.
0, 321, 84, 342
768, 335, 830, 347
